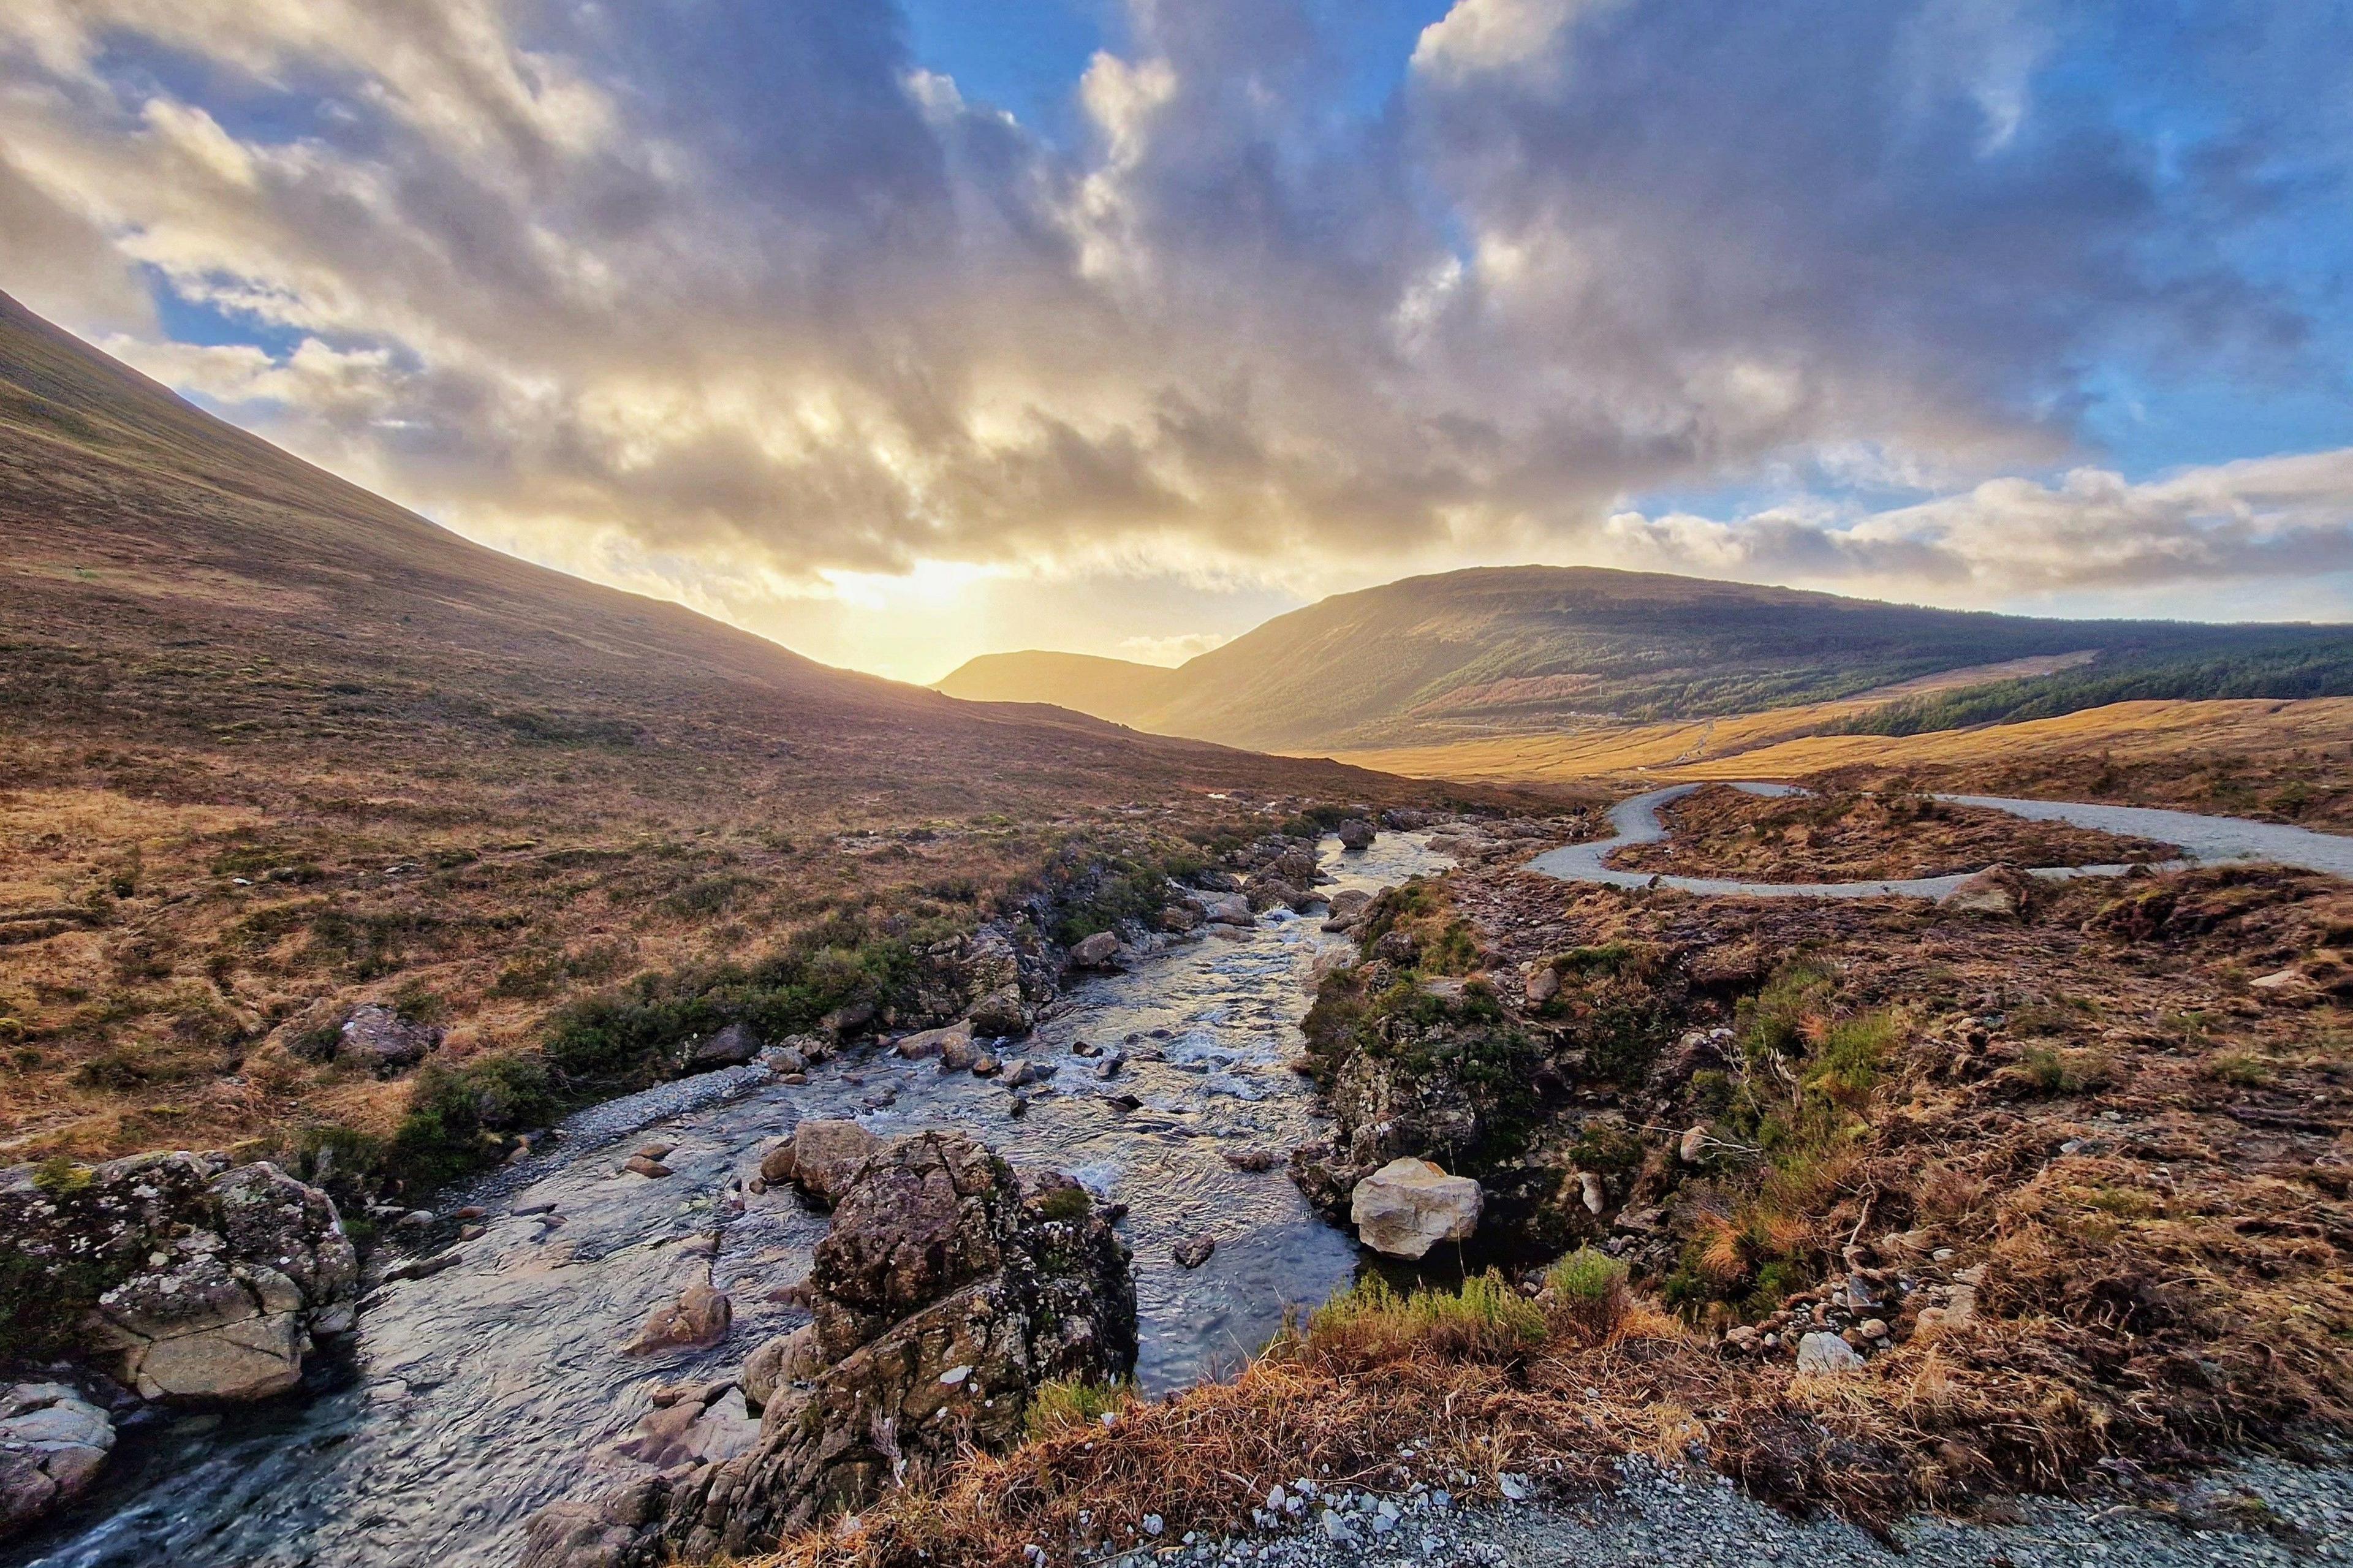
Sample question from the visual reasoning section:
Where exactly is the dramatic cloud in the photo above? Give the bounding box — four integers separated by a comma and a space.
2, 0, 2349, 675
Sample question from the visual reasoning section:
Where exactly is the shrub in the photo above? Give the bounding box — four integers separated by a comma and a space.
388, 1056, 559, 1190
1545, 1247, 1629, 1344
1308, 1273, 1547, 1365
1023, 1377, 1132, 1439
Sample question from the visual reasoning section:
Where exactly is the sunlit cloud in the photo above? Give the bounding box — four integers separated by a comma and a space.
1, 0, 2348, 676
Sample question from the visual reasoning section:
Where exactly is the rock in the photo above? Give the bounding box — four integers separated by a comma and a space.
1173, 1233, 1216, 1268
626, 1280, 732, 1355
1348, 1157, 1482, 1260
1159, 901, 1204, 933
740, 1325, 821, 1409
1524, 964, 1561, 1006
1202, 894, 1253, 927
1327, 888, 1373, 923
1941, 865, 2031, 919
760, 1043, 809, 1075
0, 1382, 115, 1532
1578, 1172, 1607, 1216
1372, 928, 1419, 964
1794, 1330, 1865, 1376
622, 1156, 672, 1179
938, 1032, 980, 1072
1068, 931, 1123, 969
1, 1155, 360, 1403
1247, 877, 1307, 914
966, 987, 1033, 1039
636, 1143, 675, 1161
525, 1131, 1135, 1564
613, 1385, 760, 1469
1678, 1124, 1709, 1163
337, 1003, 439, 1075
774, 1119, 883, 1209
896, 1022, 972, 1061
1222, 1146, 1279, 1172
684, 1022, 761, 1070
1092, 1054, 1123, 1080
822, 1002, 876, 1040
1336, 819, 1376, 851
972, 1053, 1002, 1078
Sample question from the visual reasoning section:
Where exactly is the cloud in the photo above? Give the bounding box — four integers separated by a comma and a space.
0, 0, 2347, 670
1599, 447, 2353, 599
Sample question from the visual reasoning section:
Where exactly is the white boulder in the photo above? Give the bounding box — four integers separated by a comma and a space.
1349, 1157, 1482, 1259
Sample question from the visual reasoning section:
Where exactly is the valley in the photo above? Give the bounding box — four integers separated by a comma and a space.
7, 296, 2353, 1568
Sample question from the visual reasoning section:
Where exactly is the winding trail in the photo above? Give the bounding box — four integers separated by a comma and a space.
1525, 782, 2353, 898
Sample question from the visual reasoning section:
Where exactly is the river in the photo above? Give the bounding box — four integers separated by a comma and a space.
12, 831, 1451, 1568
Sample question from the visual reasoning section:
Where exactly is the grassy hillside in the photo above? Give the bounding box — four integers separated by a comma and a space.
0, 289, 1455, 1179
935, 651, 1182, 725
945, 566, 2353, 753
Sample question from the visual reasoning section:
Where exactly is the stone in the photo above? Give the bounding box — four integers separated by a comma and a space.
740, 1325, 822, 1409
1579, 1171, 1607, 1215
1247, 877, 1307, 914
1202, 894, 1253, 927
1348, 1157, 1482, 1260
1068, 931, 1123, 969
966, 987, 1032, 1039
1524, 965, 1561, 1006
636, 1143, 675, 1161
525, 1131, 1135, 1566
1222, 1146, 1279, 1172
1336, 819, 1376, 851
1794, 1330, 1865, 1376
626, 1280, 732, 1355
1173, 1233, 1216, 1268
2, 1156, 360, 1404
1327, 888, 1373, 923
775, 1119, 883, 1209
684, 1022, 761, 1069
1678, 1124, 1709, 1163
1373, 929, 1419, 964
896, 1022, 972, 1061
1940, 866, 2029, 919
622, 1156, 672, 1179
0, 1382, 115, 1531
337, 1003, 439, 1075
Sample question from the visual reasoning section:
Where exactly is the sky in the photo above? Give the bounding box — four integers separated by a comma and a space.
4, 1, 2352, 683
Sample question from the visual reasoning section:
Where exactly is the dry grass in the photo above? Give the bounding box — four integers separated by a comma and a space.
0, 288, 1487, 1172
1607, 783, 2177, 881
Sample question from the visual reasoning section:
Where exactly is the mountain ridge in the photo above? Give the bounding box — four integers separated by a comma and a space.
936, 564, 2353, 753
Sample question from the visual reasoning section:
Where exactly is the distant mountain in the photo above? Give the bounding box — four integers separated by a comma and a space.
936, 651, 1183, 727
935, 566, 2353, 753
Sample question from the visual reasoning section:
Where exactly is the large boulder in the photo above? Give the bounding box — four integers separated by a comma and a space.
1202, 894, 1254, 928
1067, 931, 1123, 969
1336, 820, 1376, 851
522, 1131, 1135, 1567
683, 1021, 761, 1070
0, 1381, 115, 1532
338, 1003, 439, 1075
0, 1154, 358, 1403
759, 1119, 884, 1209
624, 1280, 732, 1355
1349, 1157, 1482, 1260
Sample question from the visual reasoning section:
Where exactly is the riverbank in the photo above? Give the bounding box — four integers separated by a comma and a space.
730, 795, 2353, 1566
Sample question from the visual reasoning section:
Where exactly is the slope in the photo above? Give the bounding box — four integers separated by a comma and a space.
934, 651, 1183, 727
939, 566, 2353, 754
0, 289, 1447, 1167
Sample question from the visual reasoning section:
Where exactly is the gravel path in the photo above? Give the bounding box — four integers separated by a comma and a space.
1525, 783, 2353, 898
1139, 1454, 2353, 1568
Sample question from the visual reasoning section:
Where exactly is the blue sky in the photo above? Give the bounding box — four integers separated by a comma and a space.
4, 0, 2352, 678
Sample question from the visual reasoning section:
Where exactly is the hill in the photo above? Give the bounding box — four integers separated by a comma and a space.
935, 650, 1183, 725
0, 289, 1452, 1173
936, 566, 2353, 753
